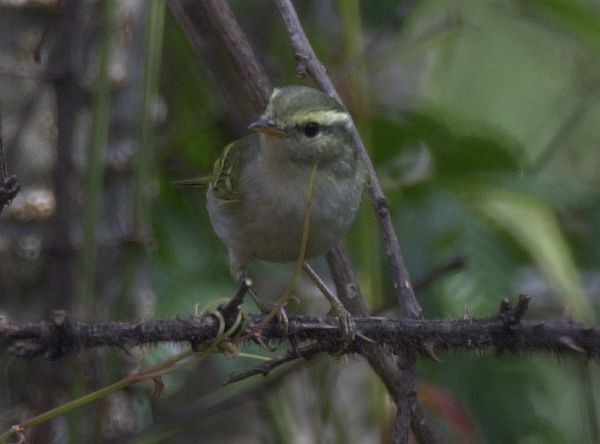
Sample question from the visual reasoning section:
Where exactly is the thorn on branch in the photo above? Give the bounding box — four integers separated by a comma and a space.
559, 336, 585, 354
512, 295, 531, 321
499, 298, 512, 315
463, 304, 470, 321
497, 295, 530, 326
421, 341, 442, 363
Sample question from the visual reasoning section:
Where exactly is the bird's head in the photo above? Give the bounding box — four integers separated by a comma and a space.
248, 86, 354, 164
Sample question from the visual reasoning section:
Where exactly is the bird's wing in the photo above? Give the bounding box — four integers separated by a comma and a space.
210, 134, 258, 202
172, 176, 211, 188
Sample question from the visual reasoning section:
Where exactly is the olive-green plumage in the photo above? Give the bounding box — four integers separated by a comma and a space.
206, 86, 366, 280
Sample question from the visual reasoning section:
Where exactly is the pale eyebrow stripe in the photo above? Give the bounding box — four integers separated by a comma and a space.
290, 110, 351, 125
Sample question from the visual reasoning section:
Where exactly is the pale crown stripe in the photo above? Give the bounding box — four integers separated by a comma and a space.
290, 110, 350, 126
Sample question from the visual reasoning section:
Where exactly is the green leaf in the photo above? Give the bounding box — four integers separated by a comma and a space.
372, 112, 521, 181
473, 187, 593, 321
524, 0, 600, 51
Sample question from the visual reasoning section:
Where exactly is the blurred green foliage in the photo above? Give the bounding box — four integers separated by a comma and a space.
2, 0, 600, 442
149, 0, 600, 442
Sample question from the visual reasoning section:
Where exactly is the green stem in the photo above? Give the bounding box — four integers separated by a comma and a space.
242, 163, 319, 338
81, 0, 114, 311
336, 0, 382, 310
337, 0, 387, 435
133, 0, 166, 230
283, 162, 319, 299
0, 348, 194, 443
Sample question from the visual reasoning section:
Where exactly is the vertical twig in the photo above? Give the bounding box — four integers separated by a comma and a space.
134, 0, 166, 231
394, 353, 417, 444
46, 0, 84, 312
42, 0, 86, 440
167, 0, 250, 135
81, 0, 114, 310
327, 245, 442, 444
199, 0, 272, 113
274, 0, 422, 320
273, 2, 430, 442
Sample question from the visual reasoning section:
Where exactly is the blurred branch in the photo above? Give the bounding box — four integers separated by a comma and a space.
0, 61, 47, 80
81, 0, 114, 308
198, 0, 272, 112
414, 256, 467, 294
118, 362, 303, 443
3, 296, 600, 360
46, 0, 85, 308
0, 108, 19, 214
332, 0, 417, 86
167, 0, 250, 134
376, 255, 468, 315
225, 342, 325, 384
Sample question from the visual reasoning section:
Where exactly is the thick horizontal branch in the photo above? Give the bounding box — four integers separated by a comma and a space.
2, 298, 599, 360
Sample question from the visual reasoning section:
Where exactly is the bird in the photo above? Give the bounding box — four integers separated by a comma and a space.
178, 86, 366, 336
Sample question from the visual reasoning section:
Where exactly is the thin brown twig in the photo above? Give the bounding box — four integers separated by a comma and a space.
166, 0, 250, 135
118, 362, 303, 443
394, 352, 417, 444
376, 256, 467, 315
272, 2, 425, 442
274, 0, 421, 320
332, 0, 417, 86
225, 342, 325, 384
199, 0, 272, 113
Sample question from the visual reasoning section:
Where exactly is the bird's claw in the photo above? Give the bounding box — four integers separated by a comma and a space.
328, 302, 356, 354
248, 285, 290, 334
278, 307, 290, 334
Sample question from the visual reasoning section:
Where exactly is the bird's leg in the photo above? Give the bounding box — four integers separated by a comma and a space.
235, 266, 289, 332
301, 261, 355, 349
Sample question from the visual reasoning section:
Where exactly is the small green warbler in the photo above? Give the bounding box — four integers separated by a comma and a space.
181, 86, 366, 333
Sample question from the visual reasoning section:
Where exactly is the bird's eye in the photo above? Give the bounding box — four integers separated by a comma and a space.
303, 122, 320, 137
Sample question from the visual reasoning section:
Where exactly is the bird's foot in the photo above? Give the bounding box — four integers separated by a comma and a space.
327, 300, 356, 354
247, 285, 290, 334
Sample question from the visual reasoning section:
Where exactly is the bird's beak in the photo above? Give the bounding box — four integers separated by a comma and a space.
248, 118, 286, 137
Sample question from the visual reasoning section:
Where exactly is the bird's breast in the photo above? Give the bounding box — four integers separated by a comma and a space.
209, 153, 363, 264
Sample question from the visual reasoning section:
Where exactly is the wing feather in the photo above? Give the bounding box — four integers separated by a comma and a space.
210, 135, 258, 202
